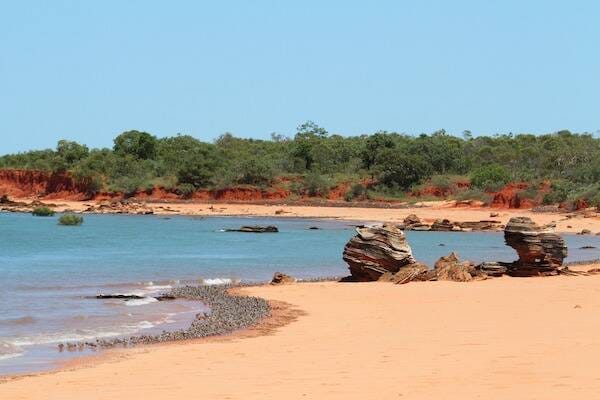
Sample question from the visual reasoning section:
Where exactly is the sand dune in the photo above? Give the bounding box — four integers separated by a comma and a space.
3, 275, 600, 399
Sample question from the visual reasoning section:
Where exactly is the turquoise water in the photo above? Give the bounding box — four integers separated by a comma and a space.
1, 212, 599, 375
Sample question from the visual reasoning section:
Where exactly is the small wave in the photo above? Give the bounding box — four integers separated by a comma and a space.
0, 341, 23, 359
202, 278, 232, 286
0, 316, 36, 326
144, 284, 172, 292
125, 297, 159, 307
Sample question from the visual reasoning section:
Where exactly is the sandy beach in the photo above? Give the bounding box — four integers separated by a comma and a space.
33, 199, 600, 234
1, 271, 600, 399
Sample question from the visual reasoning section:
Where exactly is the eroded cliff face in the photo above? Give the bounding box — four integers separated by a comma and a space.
0, 169, 90, 200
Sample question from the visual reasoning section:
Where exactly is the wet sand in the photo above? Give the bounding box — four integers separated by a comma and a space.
3, 272, 600, 399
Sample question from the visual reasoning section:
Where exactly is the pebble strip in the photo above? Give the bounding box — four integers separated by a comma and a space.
58, 285, 270, 351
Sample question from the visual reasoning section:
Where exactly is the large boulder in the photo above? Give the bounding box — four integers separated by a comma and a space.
504, 217, 567, 276
343, 224, 417, 281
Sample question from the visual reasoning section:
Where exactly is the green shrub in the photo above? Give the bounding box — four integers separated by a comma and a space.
32, 206, 55, 217
542, 181, 576, 205
344, 183, 367, 201
470, 164, 511, 190
429, 174, 458, 193
519, 187, 539, 200
176, 183, 196, 199
58, 214, 84, 225
303, 173, 331, 197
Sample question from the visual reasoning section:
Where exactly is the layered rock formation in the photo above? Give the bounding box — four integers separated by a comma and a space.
504, 217, 567, 276
270, 272, 296, 285
342, 224, 418, 281
434, 252, 486, 282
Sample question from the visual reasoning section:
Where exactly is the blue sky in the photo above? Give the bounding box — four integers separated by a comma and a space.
1, 0, 598, 154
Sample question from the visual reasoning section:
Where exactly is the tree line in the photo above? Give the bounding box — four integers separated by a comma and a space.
1, 123, 599, 206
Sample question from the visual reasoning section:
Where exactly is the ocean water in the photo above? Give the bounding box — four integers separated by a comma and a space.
1, 212, 599, 375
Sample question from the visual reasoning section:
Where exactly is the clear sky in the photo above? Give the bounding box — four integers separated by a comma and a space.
1, 0, 598, 154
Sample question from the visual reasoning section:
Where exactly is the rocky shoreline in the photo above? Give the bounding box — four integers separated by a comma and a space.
59, 285, 270, 352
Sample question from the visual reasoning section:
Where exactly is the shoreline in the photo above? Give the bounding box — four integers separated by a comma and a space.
4, 272, 600, 398
2, 198, 600, 234
0, 287, 303, 384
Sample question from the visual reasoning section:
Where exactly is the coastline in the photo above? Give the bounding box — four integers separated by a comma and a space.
4, 198, 600, 234
3, 271, 600, 399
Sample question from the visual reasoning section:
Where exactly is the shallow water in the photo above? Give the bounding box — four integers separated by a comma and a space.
1, 212, 599, 375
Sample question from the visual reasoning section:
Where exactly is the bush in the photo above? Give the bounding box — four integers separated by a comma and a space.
542, 181, 576, 205
32, 206, 55, 216
470, 164, 511, 190
344, 183, 367, 201
303, 173, 331, 197
376, 150, 432, 190
234, 159, 274, 186
176, 183, 196, 199
519, 186, 539, 200
58, 214, 84, 225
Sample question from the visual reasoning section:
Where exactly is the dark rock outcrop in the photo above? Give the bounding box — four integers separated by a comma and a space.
430, 219, 455, 231
504, 217, 567, 276
270, 272, 296, 285
475, 262, 508, 277
456, 220, 502, 231
343, 224, 418, 281
91, 294, 146, 300
225, 225, 279, 233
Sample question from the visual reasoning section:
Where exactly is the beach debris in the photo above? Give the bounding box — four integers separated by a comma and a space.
224, 225, 279, 233
342, 223, 419, 281
578, 229, 592, 235
504, 217, 567, 276
434, 252, 486, 282
270, 272, 297, 285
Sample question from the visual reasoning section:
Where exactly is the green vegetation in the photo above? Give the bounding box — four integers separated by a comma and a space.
32, 206, 55, 216
1, 125, 599, 205
58, 214, 84, 225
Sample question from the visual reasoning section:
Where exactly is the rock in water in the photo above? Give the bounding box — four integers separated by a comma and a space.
270, 272, 296, 285
504, 217, 567, 276
225, 225, 279, 233
343, 224, 417, 281
434, 252, 484, 282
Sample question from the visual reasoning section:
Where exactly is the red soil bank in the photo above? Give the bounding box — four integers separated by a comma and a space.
0, 169, 90, 200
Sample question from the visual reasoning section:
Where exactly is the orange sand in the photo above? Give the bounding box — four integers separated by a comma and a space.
3, 275, 600, 399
